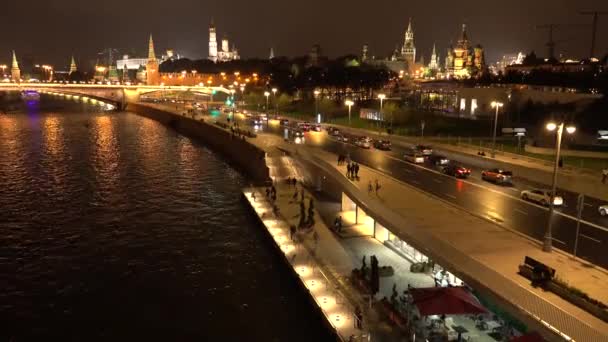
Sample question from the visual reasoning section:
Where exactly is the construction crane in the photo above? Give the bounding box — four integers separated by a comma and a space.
536, 24, 560, 59
580, 11, 608, 58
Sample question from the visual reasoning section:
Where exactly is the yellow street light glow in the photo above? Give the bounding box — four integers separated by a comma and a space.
344, 100, 354, 106
264, 91, 270, 97
377, 93, 386, 100
546, 122, 557, 131
566, 126, 576, 134
491, 101, 504, 108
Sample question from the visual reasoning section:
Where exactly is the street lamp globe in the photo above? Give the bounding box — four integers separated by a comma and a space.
314, 90, 320, 97
345, 100, 354, 107
272, 88, 277, 95
264, 91, 270, 97
566, 126, 576, 134
377, 94, 386, 100
546, 122, 557, 131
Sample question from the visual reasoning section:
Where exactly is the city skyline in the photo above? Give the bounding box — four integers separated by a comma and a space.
1, 0, 607, 67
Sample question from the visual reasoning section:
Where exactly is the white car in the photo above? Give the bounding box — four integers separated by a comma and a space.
404, 150, 425, 164
356, 139, 371, 149
337, 135, 349, 143
520, 189, 563, 206
599, 205, 608, 216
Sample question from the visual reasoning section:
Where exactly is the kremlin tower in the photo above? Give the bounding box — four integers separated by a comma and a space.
146, 34, 160, 85
69, 56, 77, 74
11, 51, 21, 82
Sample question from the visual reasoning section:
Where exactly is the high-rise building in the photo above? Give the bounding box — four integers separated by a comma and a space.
401, 18, 416, 72
11, 51, 20, 82
69, 56, 77, 74
146, 34, 160, 85
209, 20, 239, 62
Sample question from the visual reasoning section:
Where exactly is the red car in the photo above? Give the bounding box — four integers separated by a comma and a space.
442, 164, 471, 178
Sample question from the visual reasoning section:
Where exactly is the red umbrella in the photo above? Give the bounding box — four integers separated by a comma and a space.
410, 287, 488, 316
510, 332, 545, 342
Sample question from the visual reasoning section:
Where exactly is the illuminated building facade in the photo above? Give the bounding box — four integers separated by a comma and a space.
209, 21, 239, 62
445, 25, 485, 78
401, 18, 416, 72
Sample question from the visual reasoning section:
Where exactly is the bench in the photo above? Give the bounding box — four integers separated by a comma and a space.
518, 256, 555, 284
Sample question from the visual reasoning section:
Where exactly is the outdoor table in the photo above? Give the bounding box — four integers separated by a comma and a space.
485, 320, 502, 332
452, 325, 468, 341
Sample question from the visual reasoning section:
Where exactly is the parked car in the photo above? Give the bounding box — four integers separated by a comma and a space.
404, 149, 425, 164
374, 140, 392, 151
599, 205, 608, 216
442, 164, 471, 178
415, 145, 433, 156
356, 138, 371, 149
520, 189, 563, 206
481, 168, 513, 184
427, 154, 449, 166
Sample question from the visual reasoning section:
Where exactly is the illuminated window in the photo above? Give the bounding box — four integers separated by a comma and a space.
471, 99, 478, 115
460, 98, 466, 111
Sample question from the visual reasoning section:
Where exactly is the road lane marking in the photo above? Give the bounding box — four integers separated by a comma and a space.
584, 203, 594, 207
446, 194, 457, 200
384, 152, 608, 233
515, 209, 529, 216
433, 179, 443, 184
580, 234, 601, 243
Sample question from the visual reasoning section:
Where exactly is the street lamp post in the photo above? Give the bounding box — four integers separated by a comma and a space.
490, 101, 504, 158
378, 93, 386, 128
272, 88, 278, 117
345, 100, 354, 126
543, 122, 576, 252
314, 90, 320, 119
264, 91, 270, 113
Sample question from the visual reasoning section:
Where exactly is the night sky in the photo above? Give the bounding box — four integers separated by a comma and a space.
2, 0, 607, 69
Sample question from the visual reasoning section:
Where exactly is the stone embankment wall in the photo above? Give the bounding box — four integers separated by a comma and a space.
128, 103, 270, 183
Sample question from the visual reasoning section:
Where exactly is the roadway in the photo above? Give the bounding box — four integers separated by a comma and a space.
224, 112, 608, 268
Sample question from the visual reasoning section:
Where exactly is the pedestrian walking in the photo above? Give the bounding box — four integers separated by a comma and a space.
375, 179, 381, 195
272, 192, 277, 202
292, 178, 297, 187
290, 225, 296, 241
337, 155, 341, 165
347, 163, 352, 178
252, 191, 256, 202
265, 188, 270, 198
355, 163, 360, 178
355, 306, 363, 329
602, 169, 608, 184
368, 181, 373, 195
271, 185, 276, 197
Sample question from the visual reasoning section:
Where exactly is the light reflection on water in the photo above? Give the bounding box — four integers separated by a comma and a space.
0, 96, 331, 341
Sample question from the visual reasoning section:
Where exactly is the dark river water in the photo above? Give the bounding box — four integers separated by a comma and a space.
0, 95, 331, 341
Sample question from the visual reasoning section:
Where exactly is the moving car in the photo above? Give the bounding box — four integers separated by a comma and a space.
404, 149, 425, 164
280, 119, 289, 125
481, 168, 513, 184
355, 138, 371, 149
427, 154, 449, 166
312, 124, 322, 132
442, 164, 471, 178
373, 140, 392, 151
520, 189, 563, 206
599, 205, 608, 216
336, 135, 349, 143
415, 145, 433, 156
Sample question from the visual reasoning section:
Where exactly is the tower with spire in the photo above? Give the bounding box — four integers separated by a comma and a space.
401, 18, 416, 72
269, 47, 275, 60
11, 51, 21, 82
146, 34, 160, 85
428, 43, 439, 71
208, 19, 218, 62
361, 44, 369, 62
69, 56, 77, 74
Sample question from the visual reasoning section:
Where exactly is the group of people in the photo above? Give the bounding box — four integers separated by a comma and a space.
347, 162, 360, 179
285, 177, 298, 187
337, 154, 348, 165
368, 179, 382, 196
